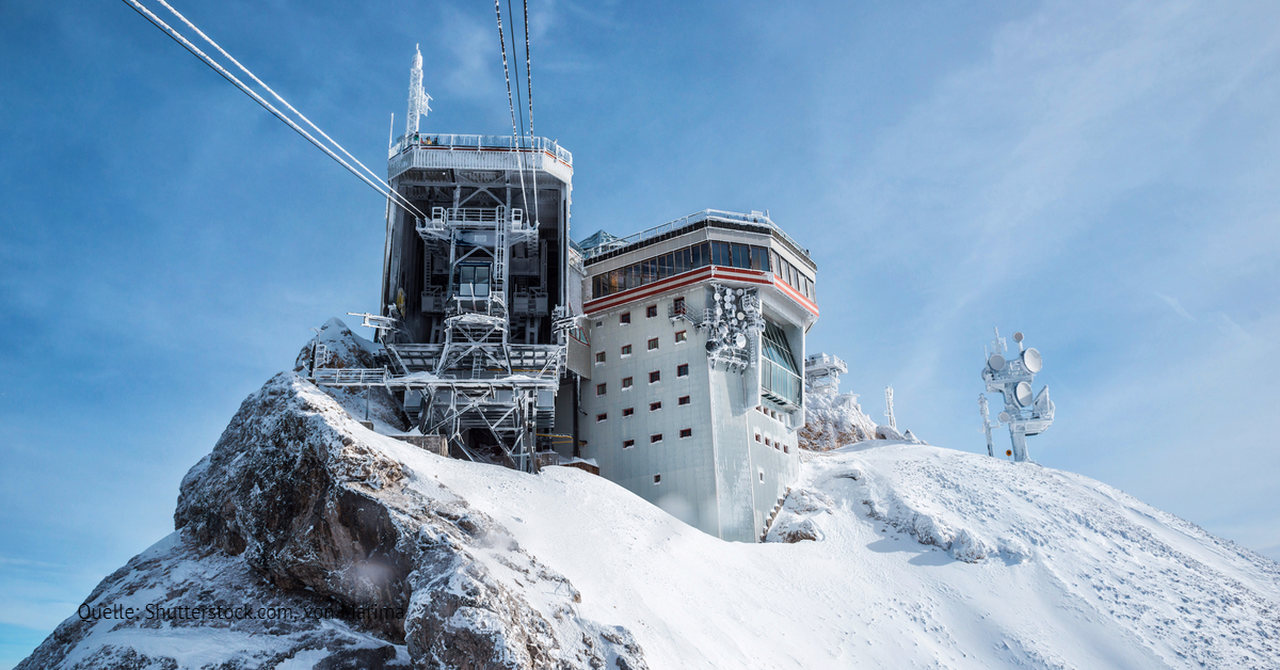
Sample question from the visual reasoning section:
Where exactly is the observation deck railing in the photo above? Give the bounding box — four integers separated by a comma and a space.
581, 209, 810, 261
389, 133, 572, 165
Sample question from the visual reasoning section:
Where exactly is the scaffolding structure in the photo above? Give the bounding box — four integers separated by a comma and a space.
309, 49, 575, 473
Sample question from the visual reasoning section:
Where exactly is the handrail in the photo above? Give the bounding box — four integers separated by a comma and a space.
581, 208, 810, 260
312, 368, 388, 386
390, 133, 572, 165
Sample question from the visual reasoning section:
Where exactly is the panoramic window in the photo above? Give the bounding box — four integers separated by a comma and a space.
591, 240, 777, 298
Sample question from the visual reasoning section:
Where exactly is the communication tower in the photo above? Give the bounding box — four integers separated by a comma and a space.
980, 328, 1054, 462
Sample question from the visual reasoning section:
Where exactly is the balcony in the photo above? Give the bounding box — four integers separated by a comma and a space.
388, 133, 573, 184
761, 357, 803, 408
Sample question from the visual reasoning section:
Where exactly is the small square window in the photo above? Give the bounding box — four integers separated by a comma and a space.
653, 473, 661, 484
677, 363, 689, 377
596, 413, 608, 422
783, 445, 790, 454
680, 428, 692, 439
649, 401, 662, 412
623, 407, 634, 417
647, 337, 659, 351
650, 434, 663, 443
595, 351, 606, 364
595, 320, 603, 328
673, 296, 685, 314
596, 383, 607, 396
754, 432, 762, 442
623, 439, 635, 449
678, 395, 691, 406
764, 437, 772, 447
621, 344, 632, 356
649, 370, 661, 384
622, 376, 634, 389
620, 312, 631, 325
759, 470, 765, 483
675, 330, 687, 343
646, 305, 658, 318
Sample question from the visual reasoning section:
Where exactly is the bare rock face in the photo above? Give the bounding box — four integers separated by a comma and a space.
22, 322, 646, 669
174, 371, 415, 639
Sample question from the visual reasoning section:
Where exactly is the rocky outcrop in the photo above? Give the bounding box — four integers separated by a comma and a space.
798, 385, 879, 451
22, 323, 645, 669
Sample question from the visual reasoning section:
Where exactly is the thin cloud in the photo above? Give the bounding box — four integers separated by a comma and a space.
1155, 292, 1196, 322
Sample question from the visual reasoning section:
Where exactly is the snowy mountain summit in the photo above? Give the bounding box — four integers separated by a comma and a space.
19, 323, 1280, 669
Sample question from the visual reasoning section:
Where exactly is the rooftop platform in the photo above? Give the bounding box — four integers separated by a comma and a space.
388, 133, 573, 184
580, 209, 813, 269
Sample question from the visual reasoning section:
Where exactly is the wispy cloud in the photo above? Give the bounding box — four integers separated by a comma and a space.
1155, 292, 1195, 322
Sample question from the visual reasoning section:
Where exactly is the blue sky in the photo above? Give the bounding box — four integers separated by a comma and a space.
2, 0, 1278, 665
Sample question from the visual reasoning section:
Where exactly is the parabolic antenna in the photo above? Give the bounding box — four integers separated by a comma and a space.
1022, 347, 1043, 373
998, 411, 1011, 423
734, 333, 747, 348
1013, 331, 1024, 343
1014, 381, 1033, 407
988, 353, 1006, 371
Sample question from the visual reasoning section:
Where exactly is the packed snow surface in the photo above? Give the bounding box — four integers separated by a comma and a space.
357, 419, 1280, 667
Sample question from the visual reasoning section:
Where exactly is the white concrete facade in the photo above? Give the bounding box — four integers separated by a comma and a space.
569, 215, 818, 542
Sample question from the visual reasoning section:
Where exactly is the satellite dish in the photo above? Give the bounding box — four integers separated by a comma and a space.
988, 353, 1006, 371
1014, 381, 1033, 407
1022, 347, 1043, 373
1013, 331, 1024, 343
734, 333, 747, 348
705, 340, 718, 352
998, 411, 1011, 423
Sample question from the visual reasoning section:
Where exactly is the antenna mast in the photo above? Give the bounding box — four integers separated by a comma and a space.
884, 386, 897, 431
980, 329, 1054, 461
406, 44, 432, 137
979, 394, 994, 457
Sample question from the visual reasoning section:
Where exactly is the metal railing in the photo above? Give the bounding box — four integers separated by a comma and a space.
312, 368, 388, 386
390, 133, 572, 165
582, 209, 810, 260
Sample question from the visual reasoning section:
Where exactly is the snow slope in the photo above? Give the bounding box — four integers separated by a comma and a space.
22, 350, 1280, 668
381, 436, 1279, 668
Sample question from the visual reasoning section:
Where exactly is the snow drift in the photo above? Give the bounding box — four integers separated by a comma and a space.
19, 324, 1280, 669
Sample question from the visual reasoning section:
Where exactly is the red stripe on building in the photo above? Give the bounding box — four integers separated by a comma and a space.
583, 265, 819, 317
